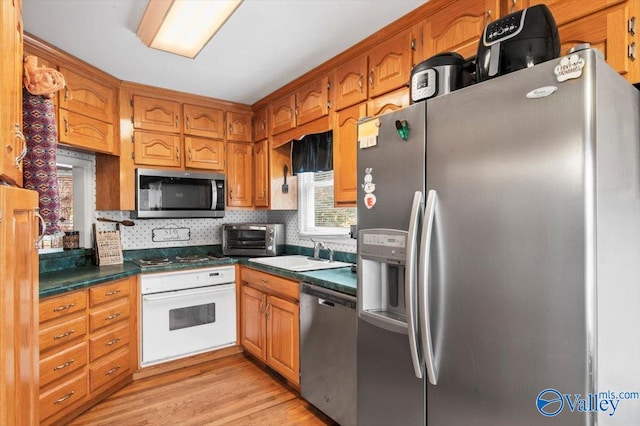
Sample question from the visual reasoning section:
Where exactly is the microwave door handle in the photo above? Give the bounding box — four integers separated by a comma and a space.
211, 181, 217, 209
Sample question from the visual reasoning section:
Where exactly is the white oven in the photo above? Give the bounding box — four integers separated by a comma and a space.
140, 266, 236, 367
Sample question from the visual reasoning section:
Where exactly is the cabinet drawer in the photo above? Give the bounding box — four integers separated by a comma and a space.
40, 341, 87, 388
89, 324, 130, 362
40, 290, 87, 324
58, 108, 115, 155
89, 299, 130, 333
89, 346, 130, 392
39, 315, 87, 354
40, 370, 87, 422
241, 267, 299, 300
89, 279, 130, 307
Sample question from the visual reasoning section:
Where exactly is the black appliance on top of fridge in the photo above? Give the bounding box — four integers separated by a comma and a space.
356, 47, 640, 425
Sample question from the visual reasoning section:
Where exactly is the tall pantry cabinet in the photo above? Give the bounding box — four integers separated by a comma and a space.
0, 0, 40, 424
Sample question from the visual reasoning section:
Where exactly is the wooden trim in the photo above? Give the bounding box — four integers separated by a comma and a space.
251, 0, 457, 110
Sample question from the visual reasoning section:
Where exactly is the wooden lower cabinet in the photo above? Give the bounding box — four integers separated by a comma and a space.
240, 267, 300, 385
39, 277, 136, 425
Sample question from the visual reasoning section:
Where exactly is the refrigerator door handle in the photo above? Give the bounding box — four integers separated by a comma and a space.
419, 189, 439, 385
406, 190, 424, 379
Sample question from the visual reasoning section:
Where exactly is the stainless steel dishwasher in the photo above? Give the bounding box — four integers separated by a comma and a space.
300, 282, 357, 426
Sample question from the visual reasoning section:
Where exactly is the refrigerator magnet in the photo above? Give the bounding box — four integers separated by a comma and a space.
364, 193, 377, 209
554, 54, 585, 82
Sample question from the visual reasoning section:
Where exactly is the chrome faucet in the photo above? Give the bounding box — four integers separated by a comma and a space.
327, 247, 334, 262
311, 239, 325, 260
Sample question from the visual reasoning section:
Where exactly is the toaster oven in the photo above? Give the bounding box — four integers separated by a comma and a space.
222, 223, 285, 256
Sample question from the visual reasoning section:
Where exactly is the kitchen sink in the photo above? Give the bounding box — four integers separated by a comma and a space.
248, 255, 351, 272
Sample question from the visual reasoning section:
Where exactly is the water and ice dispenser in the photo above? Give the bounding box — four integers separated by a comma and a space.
358, 229, 410, 335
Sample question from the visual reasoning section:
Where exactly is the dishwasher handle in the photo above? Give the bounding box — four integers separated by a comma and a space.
301, 282, 356, 309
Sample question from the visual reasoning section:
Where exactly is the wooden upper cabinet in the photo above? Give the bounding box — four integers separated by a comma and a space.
367, 87, 409, 117
368, 29, 414, 98
334, 102, 366, 206
270, 93, 296, 136
295, 75, 329, 126
334, 56, 368, 111
58, 67, 115, 123
227, 111, 252, 142
132, 95, 181, 133
510, 0, 625, 24
254, 139, 269, 208
253, 106, 268, 141
227, 141, 253, 207
0, 0, 24, 186
184, 137, 224, 171
183, 104, 224, 139
422, 0, 499, 60
133, 130, 181, 168
58, 109, 114, 154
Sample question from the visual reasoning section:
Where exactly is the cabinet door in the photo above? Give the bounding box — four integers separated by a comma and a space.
184, 137, 225, 170
0, 185, 39, 426
241, 285, 267, 362
58, 109, 115, 154
58, 67, 115, 123
253, 139, 269, 208
253, 106, 268, 141
334, 103, 366, 207
266, 295, 300, 385
422, 0, 498, 60
367, 87, 409, 117
227, 141, 253, 207
132, 95, 181, 133
296, 75, 329, 126
368, 29, 414, 98
334, 56, 368, 111
133, 130, 182, 168
269, 93, 296, 135
227, 111, 252, 142
183, 104, 224, 139
0, 0, 24, 186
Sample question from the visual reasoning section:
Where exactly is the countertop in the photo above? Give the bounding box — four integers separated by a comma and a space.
39, 257, 357, 299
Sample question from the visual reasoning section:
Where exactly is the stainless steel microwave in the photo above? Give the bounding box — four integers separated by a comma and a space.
132, 168, 225, 219
222, 223, 285, 256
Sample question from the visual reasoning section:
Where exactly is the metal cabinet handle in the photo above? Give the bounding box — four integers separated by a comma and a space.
53, 359, 75, 371
229, 190, 233, 200
54, 390, 75, 405
105, 365, 121, 375
175, 113, 179, 127
105, 290, 120, 296
259, 301, 264, 315
105, 338, 121, 347
14, 124, 27, 168
35, 208, 46, 249
369, 69, 374, 87
265, 303, 271, 320
53, 330, 75, 340
510, 0, 516, 13
358, 75, 364, 92
261, 278, 269, 285
629, 42, 637, 61
64, 118, 69, 135
105, 312, 121, 321
261, 120, 266, 131
53, 303, 75, 312
484, 9, 492, 27
176, 147, 180, 160
229, 123, 233, 135
186, 114, 190, 129
64, 86, 69, 102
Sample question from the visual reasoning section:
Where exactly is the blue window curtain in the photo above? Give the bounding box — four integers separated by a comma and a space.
291, 131, 333, 175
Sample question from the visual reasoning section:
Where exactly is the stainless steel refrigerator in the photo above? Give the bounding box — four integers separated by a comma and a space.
356, 48, 640, 426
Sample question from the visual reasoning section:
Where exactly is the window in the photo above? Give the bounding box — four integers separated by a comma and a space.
56, 152, 95, 248
297, 171, 356, 235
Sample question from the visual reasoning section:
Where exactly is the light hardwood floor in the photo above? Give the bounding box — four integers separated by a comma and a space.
68, 354, 336, 425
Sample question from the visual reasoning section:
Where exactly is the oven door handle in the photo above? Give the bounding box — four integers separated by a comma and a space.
142, 284, 234, 302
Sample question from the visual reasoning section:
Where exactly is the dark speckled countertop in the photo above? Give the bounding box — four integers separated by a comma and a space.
40, 256, 357, 298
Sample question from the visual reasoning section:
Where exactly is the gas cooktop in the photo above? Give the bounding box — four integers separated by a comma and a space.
131, 253, 229, 268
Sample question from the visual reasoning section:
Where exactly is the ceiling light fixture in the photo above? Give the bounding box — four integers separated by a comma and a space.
137, 0, 243, 59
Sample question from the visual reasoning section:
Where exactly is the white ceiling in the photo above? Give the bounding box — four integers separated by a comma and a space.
22, 0, 426, 105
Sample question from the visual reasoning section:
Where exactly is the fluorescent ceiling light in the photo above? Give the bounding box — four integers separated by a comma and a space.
137, 0, 243, 59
